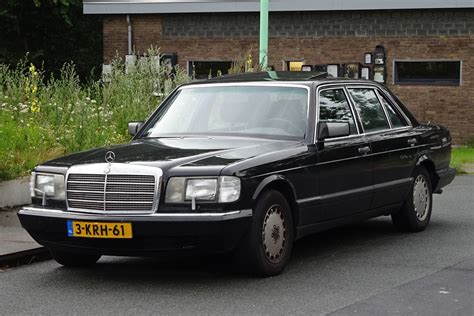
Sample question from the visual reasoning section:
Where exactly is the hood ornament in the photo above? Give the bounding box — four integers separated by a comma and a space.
104, 151, 115, 174
105, 151, 116, 163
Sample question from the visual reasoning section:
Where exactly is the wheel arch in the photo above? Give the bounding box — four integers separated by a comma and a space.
252, 175, 299, 228
416, 155, 439, 191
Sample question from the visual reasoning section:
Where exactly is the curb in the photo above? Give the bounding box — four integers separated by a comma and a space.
0, 247, 51, 269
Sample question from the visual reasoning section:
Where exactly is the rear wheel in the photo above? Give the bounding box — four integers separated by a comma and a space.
235, 190, 294, 277
392, 166, 433, 232
50, 250, 101, 267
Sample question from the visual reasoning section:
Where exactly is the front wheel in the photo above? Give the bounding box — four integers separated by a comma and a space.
235, 190, 294, 277
50, 250, 101, 267
392, 166, 433, 232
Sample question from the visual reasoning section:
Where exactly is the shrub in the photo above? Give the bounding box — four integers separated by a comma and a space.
0, 49, 189, 181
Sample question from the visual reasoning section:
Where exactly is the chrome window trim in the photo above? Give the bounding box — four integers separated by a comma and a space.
65, 163, 163, 215
163, 82, 311, 140
314, 82, 415, 143
343, 85, 365, 135
375, 88, 413, 128
374, 89, 393, 129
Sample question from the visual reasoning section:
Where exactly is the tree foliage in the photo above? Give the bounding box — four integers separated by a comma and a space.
0, 0, 102, 80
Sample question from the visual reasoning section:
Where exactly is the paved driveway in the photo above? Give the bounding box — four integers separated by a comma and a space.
1, 176, 473, 315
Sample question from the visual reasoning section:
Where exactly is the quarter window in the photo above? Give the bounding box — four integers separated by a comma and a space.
348, 88, 390, 133
377, 92, 408, 128
319, 89, 357, 135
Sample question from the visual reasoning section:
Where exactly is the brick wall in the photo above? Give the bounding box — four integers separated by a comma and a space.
103, 10, 474, 144
161, 10, 474, 38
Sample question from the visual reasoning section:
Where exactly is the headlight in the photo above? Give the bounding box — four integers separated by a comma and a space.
185, 179, 217, 201
36, 174, 55, 196
165, 176, 240, 204
30, 172, 66, 200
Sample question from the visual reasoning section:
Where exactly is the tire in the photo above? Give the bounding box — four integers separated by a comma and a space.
391, 166, 433, 232
50, 250, 101, 267
235, 190, 294, 277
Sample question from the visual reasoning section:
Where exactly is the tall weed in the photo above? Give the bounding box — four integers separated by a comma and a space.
0, 49, 189, 180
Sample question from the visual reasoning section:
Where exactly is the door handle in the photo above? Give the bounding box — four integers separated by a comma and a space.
407, 138, 418, 145
358, 146, 371, 155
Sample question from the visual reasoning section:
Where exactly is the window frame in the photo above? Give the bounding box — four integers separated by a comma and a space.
393, 59, 463, 86
315, 83, 414, 144
374, 89, 409, 129
141, 82, 313, 141
315, 85, 362, 142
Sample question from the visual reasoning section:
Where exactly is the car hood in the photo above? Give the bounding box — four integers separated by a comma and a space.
42, 137, 302, 172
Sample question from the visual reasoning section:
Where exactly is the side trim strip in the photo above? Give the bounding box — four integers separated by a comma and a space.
297, 185, 373, 205
297, 177, 413, 205
18, 207, 253, 222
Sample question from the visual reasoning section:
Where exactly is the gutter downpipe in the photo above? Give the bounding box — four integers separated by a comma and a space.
127, 15, 132, 55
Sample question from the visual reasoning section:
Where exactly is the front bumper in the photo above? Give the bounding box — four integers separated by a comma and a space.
18, 207, 252, 256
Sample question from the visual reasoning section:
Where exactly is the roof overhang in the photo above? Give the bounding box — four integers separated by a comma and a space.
83, 0, 474, 15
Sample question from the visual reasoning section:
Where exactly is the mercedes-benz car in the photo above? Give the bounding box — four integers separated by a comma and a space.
18, 72, 455, 276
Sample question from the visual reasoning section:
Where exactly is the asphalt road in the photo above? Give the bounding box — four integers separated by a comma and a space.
1, 176, 473, 315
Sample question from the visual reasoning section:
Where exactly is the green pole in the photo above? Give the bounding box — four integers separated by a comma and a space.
259, 0, 269, 70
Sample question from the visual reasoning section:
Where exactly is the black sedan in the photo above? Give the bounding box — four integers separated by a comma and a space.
18, 72, 455, 276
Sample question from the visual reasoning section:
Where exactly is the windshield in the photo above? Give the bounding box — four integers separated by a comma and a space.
141, 85, 309, 140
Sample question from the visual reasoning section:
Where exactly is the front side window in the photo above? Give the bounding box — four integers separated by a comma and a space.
377, 92, 408, 128
141, 85, 309, 140
319, 89, 357, 135
348, 88, 390, 133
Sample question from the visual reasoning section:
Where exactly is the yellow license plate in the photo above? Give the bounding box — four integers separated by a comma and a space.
67, 220, 132, 239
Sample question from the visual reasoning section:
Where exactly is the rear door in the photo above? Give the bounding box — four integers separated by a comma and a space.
346, 86, 416, 209
314, 86, 373, 221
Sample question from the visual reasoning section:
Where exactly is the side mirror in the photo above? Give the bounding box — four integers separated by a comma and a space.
318, 122, 350, 140
128, 121, 143, 136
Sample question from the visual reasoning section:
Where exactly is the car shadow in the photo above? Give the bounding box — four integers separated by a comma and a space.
47, 216, 450, 284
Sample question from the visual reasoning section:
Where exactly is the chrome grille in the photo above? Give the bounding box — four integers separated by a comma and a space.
66, 164, 161, 214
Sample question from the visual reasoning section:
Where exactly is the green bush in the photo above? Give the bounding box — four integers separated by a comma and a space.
0, 49, 190, 181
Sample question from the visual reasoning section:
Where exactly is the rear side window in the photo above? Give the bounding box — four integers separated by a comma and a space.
348, 88, 390, 133
319, 89, 358, 135
377, 92, 408, 128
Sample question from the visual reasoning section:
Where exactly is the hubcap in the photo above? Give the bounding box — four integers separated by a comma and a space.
262, 205, 286, 264
413, 175, 430, 221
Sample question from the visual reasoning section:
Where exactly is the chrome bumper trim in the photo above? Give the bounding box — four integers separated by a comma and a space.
18, 207, 253, 222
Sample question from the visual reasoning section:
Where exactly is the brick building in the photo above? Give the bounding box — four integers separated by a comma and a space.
83, 0, 474, 144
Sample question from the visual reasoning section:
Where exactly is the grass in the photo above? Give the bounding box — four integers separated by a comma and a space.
0, 49, 189, 181
451, 147, 474, 174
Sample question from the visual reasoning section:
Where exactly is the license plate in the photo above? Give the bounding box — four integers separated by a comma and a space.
67, 220, 132, 239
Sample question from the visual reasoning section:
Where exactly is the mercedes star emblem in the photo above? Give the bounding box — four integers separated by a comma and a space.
105, 151, 116, 163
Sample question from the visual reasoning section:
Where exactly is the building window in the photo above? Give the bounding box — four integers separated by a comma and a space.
188, 61, 233, 79
286, 61, 304, 72
394, 60, 462, 85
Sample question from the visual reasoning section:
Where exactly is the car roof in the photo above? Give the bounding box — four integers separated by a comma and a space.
185, 71, 385, 88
